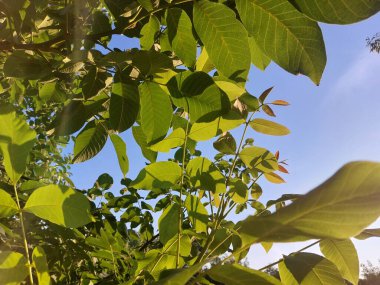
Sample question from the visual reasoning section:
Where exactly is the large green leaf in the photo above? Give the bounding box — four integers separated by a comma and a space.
52, 101, 87, 136
109, 75, 140, 133
130, 161, 182, 190
81, 67, 110, 100
24, 185, 92, 228
250, 118, 290, 136
248, 37, 271, 71
32, 246, 52, 285
208, 264, 281, 285
149, 128, 185, 152
320, 239, 359, 285
0, 189, 18, 218
168, 71, 230, 123
0, 251, 29, 285
0, 104, 36, 184
155, 262, 205, 285
139, 82, 173, 144
238, 162, 380, 246
355, 228, 380, 240
193, 0, 251, 83
236, 0, 326, 84
158, 203, 180, 245
185, 195, 208, 233
110, 134, 129, 177
132, 126, 157, 162
239, 146, 278, 173
279, 253, 345, 285
166, 8, 197, 67
289, 0, 380, 24
72, 121, 108, 163
140, 15, 160, 50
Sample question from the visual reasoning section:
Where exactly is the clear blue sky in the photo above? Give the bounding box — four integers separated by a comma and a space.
68, 13, 380, 269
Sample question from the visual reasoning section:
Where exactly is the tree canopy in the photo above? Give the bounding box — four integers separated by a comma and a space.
0, 0, 380, 284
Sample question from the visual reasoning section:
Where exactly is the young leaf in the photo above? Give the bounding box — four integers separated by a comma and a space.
238, 162, 380, 245
259, 87, 274, 103
139, 81, 172, 144
271, 100, 290, 106
0, 251, 29, 285
208, 263, 281, 285
0, 104, 36, 184
0, 189, 18, 218
279, 253, 345, 285
130, 161, 182, 190
236, 0, 326, 84
110, 134, 129, 177
185, 195, 208, 233
32, 246, 52, 285
158, 203, 180, 245
262, 105, 276, 117
319, 239, 359, 285
166, 8, 197, 67
193, 0, 251, 83
72, 121, 108, 163
289, 0, 380, 24
24, 185, 92, 228
250, 118, 290, 136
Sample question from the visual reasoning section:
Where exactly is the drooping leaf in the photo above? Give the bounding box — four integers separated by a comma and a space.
289, 0, 380, 24
140, 15, 160, 50
0, 104, 36, 184
72, 121, 108, 163
130, 161, 182, 190
239, 146, 278, 173
250, 118, 290, 136
0, 251, 29, 285
185, 195, 208, 233
320, 239, 359, 285
24, 185, 92, 228
139, 81, 172, 144
109, 74, 140, 133
0, 189, 18, 218
248, 37, 271, 71
279, 253, 345, 285
32, 246, 52, 285
208, 263, 281, 285
168, 71, 230, 123
158, 203, 180, 245
110, 134, 129, 177
193, 0, 251, 83
132, 126, 157, 162
238, 162, 380, 246
149, 128, 185, 152
236, 0, 326, 84
166, 8, 197, 67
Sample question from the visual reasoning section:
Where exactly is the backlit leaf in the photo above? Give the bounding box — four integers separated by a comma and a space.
0, 251, 28, 285
110, 134, 129, 177
32, 246, 52, 285
248, 37, 271, 71
0, 189, 18, 219
250, 118, 290, 136
140, 15, 160, 50
132, 126, 157, 162
149, 128, 185, 152
185, 195, 208, 233
264, 172, 285, 184
239, 146, 278, 173
158, 203, 180, 245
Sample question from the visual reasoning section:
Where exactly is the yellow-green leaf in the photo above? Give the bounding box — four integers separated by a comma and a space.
0, 251, 29, 285
0, 189, 18, 218
250, 118, 290, 136
32, 246, 52, 285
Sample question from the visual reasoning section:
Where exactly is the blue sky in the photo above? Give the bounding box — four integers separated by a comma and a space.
68, 13, 380, 269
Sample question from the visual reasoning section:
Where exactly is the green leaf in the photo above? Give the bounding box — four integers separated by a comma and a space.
166, 8, 197, 67
193, 0, 251, 83
264, 172, 286, 184
214, 79, 246, 102
208, 263, 281, 285
131, 161, 182, 190
140, 15, 160, 50
196, 47, 214, 73
168, 71, 230, 123
320, 239, 359, 285
0, 251, 29, 285
132, 126, 157, 162
0, 104, 36, 184
82, 67, 109, 100
32, 246, 52, 285
355, 228, 380, 240
189, 110, 245, 141
158, 203, 180, 245
185, 195, 208, 233
250, 118, 290, 136
236, 0, 326, 84
24, 185, 92, 228
72, 121, 108, 163
186, 157, 225, 193
0, 189, 18, 218
238, 162, 380, 245
239, 146, 278, 173
52, 101, 87, 136
289, 0, 380, 24
110, 75, 140, 133
139, 81, 172, 144
155, 262, 205, 285
3, 51, 52, 80
149, 128, 185, 152
248, 37, 271, 71
137, 0, 158, 11
110, 134, 129, 177
213, 132, 236, 155
229, 178, 249, 204
279, 253, 345, 285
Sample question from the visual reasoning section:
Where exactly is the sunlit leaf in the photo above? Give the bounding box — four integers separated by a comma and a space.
239, 146, 278, 173
149, 128, 185, 152
140, 15, 160, 50
132, 126, 157, 162
110, 134, 129, 177
32, 246, 52, 285
0, 189, 18, 218
264, 172, 285, 184
185, 195, 208, 233
250, 118, 290, 136
0, 251, 28, 285
158, 203, 180, 245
